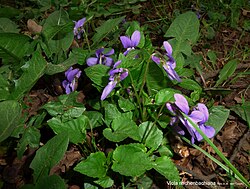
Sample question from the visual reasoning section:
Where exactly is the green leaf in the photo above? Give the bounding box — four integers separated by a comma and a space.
0, 7, 21, 18
72, 48, 89, 65
178, 79, 202, 91
146, 62, 167, 94
42, 92, 84, 118
42, 9, 74, 53
74, 152, 107, 178
158, 145, 174, 157
47, 115, 87, 144
48, 32, 74, 53
169, 38, 192, 57
118, 50, 145, 69
0, 33, 31, 62
155, 88, 179, 105
230, 7, 241, 28
0, 18, 19, 33
104, 104, 121, 125
118, 98, 135, 112
83, 183, 99, 189
43, 22, 74, 41
138, 122, 163, 150
126, 22, 145, 48
26, 112, 47, 128
112, 144, 153, 177
37, 0, 51, 10
10, 52, 47, 100
215, 59, 237, 87
42, 9, 72, 41
94, 176, 114, 188
153, 156, 180, 182
133, 175, 153, 189
231, 102, 250, 127
124, 60, 146, 89
91, 16, 125, 47
45, 54, 77, 75
186, 54, 203, 75
207, 50, 217, 69
84, 111, 103, 129
17, 127, 40, 159
0, 100, 22, 143
35, 175, 66, 189
85, 64, 110, 87
243, 20, 250, 31
206, 106, 230, 134
30, 133, 69, 182
165, 11, 200, 43
103, 116, 140, 142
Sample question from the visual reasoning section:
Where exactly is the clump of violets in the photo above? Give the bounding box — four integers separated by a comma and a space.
166, 94, 215, 143
62, 67, 82, 94
152, 41, 181, 82
101, 61, 128, 100
87, 48, 114, 67
73, 17, 86, 39
120, 30, 141, 56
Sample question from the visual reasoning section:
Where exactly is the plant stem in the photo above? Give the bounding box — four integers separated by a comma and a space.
83, 28, 91, 51
129, 72, 144, 121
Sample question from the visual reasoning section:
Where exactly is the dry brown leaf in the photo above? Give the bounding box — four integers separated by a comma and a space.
216, 121, 237, 142
71, 39, 80, 48
50, 147, 82, 175
69, 185, 80, 189
27, 19, 42, 34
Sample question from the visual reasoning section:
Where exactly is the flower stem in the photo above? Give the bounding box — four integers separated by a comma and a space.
83, 28, 91, 51
128, 72, 144, 121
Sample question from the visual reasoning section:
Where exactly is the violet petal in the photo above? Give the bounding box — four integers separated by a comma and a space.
163, 64, 181, 82
105, 57, 114, 67
113, 60, 122, 68
166, 103, 174, 114
75, 17, 86, 28
123, 49, 130, 56
65, 67, 73, 76
175, 125, 185, 135
131, 30, 141, 47
163, 41, 173, 55
87, 57, 98, 66
197, 103, 209, 123
120, 71, 128, 81
120, 36, 132, 48
202, 125, 215, 138
101, 81, 117, 100
174, 94, 189, 114
62, 80, 68, 89
66, 69, 81, 82
95, 48, 104, 57
109, 68, 121, 76
189, 110, 205, 123
104, 49, 115, 56
152, 55, 161, 64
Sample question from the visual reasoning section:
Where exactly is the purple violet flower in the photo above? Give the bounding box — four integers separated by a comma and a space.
120, 30, 141, 56
166, 94, 215, 143
101, 60, 128, 100
87, 48, 114, 67
62, 67, 82, 94
73, 17, 86, 39
152, 41, 181, 82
